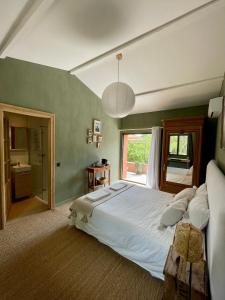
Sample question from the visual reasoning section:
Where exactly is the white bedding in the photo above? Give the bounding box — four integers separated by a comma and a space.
71, 184, 175, 280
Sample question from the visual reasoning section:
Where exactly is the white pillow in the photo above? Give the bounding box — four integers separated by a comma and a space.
188, 195, 209, 230
196, 183, 208, 198
174, 187, 196, 202
160, 197, 189, 227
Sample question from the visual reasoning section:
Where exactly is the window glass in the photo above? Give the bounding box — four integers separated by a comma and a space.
179, 135, 188, 155
169, 136, 178, 155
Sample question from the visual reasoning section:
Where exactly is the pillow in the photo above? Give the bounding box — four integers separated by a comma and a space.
196, 183, 208, 198
188, 195, 209, 230
174, 187, 196, 202
160, 197, 189, 227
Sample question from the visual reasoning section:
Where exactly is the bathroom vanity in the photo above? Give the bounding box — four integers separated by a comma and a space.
12, 165, 32, 200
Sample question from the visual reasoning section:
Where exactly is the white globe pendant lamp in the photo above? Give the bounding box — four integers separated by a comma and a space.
102, 53, 135, 118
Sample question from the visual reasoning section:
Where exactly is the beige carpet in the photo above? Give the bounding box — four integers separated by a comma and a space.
0, 201, 164, 300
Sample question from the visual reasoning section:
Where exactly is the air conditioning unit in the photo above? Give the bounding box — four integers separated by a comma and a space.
208, 97, 223, 118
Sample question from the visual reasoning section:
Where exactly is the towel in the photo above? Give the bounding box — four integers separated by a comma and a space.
110, 182, 127, 191
86, 189, 111, 201
69, 183, 134, 222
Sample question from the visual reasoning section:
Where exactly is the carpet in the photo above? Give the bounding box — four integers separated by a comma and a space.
0, 201, 164, 300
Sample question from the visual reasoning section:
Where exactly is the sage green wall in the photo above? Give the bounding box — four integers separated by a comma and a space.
215, 81, 225, 173
0, 58, 120, 204
121, 105, 208, 129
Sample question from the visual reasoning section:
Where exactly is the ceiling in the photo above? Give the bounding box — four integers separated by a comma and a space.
0, 0, 225, 115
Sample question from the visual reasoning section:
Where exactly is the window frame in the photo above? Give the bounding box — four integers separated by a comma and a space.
168, 134, 189, 158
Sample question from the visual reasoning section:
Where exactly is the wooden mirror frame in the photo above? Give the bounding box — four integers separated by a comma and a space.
160, 116, 204, 194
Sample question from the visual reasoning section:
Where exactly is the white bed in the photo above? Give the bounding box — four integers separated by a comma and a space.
71, 184, 175, 280
70, 160, 225, 298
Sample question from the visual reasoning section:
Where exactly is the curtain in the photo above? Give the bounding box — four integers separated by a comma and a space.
147, 127, 162, 189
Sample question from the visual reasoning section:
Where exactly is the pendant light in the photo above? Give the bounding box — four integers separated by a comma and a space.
102, 53, 135, 118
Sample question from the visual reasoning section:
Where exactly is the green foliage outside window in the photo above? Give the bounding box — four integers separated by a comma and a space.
127, 134, 152, 164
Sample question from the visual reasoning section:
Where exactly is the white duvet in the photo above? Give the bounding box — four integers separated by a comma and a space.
71, 184, 175, 280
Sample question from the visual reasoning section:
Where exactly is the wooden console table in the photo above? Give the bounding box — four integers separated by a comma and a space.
87, 165, 111, 192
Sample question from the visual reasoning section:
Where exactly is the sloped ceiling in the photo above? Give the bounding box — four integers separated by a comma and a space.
0, 0, 224, 114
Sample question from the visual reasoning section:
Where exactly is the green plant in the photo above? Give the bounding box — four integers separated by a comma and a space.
135, 161, 144, 174
127, 134, 152, 164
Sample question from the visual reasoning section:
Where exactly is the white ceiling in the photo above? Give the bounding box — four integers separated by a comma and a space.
0, 0, 225, 114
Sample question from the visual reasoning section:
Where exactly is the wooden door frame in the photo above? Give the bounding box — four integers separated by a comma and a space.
0, 103, 55, 229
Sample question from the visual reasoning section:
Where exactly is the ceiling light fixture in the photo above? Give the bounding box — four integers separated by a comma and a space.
102, 53, 135, 118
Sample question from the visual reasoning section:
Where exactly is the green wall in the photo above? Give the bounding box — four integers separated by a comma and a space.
121, 105, 208, 129
215, 81, 225, 173
0, 58, 120, 204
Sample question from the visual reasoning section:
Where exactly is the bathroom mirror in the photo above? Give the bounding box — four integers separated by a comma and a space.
165, 132, 195, 186
10, 127, 28, 150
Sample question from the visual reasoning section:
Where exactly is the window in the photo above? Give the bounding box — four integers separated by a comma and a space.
121, 133, 152, 185
169, 134, 188, 156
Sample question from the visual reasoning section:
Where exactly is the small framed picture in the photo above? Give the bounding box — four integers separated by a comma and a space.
87, 129, 92, 136
87, 137, 92, 144
92, 135, 97, 142
97, 135, 103, 142
93, 120, 101, 135
221, 97, 225, 149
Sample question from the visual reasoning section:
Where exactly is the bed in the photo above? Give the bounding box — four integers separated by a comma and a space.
166, 166, 193, 185
70, 160, 225, 299
70, 184, 175, 280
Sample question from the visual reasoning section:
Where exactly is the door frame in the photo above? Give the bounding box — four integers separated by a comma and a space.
0, 103, 55, 229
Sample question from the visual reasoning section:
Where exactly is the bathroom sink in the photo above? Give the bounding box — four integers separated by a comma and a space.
12, 164, 32, 173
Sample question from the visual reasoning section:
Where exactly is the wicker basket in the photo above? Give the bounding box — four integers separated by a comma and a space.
97, 177, 107, 185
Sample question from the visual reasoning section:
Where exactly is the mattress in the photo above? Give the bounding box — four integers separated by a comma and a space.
71, 184, 175, 280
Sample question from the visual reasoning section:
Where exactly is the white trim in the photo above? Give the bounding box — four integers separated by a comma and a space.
136, 76, 223, 97
70, 0, 219, 74
0, 0, 56, 58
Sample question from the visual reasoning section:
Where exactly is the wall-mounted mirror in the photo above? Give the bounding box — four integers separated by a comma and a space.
10, 127, 28, 150
165, 132, 195, 186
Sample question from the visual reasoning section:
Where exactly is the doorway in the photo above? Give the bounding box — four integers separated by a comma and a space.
121, 132, 152, 185
0, 103, 55, 229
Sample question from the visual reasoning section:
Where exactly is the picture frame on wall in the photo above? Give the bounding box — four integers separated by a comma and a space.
221, 96, 225, 149
93, 120, 101, 135
87, 137, 92, 144
87, 129, 92, 136
97, 135, 103, 142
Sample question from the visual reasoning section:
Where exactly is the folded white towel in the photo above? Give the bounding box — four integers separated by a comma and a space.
110, 183, 127, 191
86, 189, 111, 201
